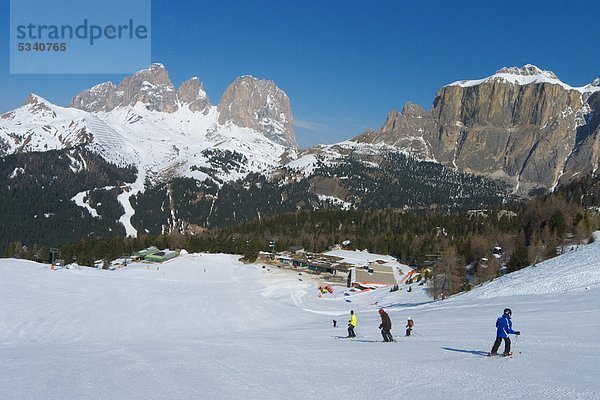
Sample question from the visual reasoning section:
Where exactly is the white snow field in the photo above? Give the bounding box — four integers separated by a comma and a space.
1, 242, 600, 399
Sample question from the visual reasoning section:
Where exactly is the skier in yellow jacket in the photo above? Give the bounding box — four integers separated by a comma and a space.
348, 310, 357, 337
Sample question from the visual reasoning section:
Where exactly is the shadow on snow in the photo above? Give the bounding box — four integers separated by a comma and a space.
441, 347, 488, 357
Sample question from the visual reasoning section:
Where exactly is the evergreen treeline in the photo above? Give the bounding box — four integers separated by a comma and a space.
4, 151, 600, 299
0, 147, 136, 252
0, 148, 512, 250
7, 171, 598, 300
130, 151, 512, 235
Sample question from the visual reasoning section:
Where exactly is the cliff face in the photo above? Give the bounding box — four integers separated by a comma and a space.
356, 102, 435, 160
429, 77, 584, 191
217, 76, 297, 149
353, 65, 600, 194
562, 90, 600, 181
71, 64, 183, 113
177, 78, 211, 114
71, 67, 297, 149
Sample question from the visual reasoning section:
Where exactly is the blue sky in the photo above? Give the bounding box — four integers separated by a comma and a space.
1, 0, 598, 147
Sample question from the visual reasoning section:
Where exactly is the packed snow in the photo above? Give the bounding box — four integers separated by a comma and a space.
1, 239, 600, 399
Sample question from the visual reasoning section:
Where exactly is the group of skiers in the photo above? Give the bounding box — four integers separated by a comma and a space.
341, 309, 415, 342
338, 307, 520, 354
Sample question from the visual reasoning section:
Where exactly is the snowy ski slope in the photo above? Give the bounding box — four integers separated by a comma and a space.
1, 240, 599, 399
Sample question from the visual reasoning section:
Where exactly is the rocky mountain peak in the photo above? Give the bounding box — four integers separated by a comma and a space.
448, 64, 567, 89
177, 77, 211, 114
125, 63, 172, 87
23, 93, 56, 116
400, 102, 426, 117
592, 77, 600, 87
71, 64, 179, 113
217, 76, 297, 149
24, 93, 49, 106
71, 64, 216, 115
496, 64, 559, 80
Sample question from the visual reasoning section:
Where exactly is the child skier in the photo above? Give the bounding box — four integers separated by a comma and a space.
378, 309, 394, 342
347, 310, 357, 337
488, 308, 520, 356
405, 317, 414, 337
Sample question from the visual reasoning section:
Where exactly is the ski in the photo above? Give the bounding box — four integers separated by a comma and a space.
349, 339, 398, 343
487, 352, 522, 357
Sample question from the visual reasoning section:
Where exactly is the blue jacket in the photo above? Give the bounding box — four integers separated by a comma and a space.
496, 314, 517, 338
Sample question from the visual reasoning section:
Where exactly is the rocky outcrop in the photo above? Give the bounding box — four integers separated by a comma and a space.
71, 64, 201, 113
428, 75, 584, 192
562, 90, 600, 181
217, 76, 297, 149
177, 78, 211, 114
71, 66, 297, 149
354, 102, 434, 159
353, 65, 600, 194
24, 94, 56, 117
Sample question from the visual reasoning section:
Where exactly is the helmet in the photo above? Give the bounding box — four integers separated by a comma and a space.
378, 309, 385, 314
503, 308, 512, 316
407, 317, 412, 320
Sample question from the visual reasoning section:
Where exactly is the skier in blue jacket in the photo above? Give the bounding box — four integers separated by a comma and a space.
488, 308, 521, 356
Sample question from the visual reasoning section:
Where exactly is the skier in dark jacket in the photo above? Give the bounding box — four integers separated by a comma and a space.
378, 309, 394, 342
488, 308, 520, 356
405, 317, 414, 337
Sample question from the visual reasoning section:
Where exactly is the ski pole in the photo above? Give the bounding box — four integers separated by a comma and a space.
512, 334, 519, 355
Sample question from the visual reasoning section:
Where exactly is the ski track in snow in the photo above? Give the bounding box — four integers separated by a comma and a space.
1, 242, 600, 399
71, 190, 99, 218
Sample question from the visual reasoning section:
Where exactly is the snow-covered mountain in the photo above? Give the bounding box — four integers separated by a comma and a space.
0, 64, 304, 239
448, 64, 594, 91
1, 64, 297, 182
2, 63, 600, 245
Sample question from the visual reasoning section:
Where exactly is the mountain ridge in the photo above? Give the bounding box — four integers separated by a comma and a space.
353, 64, 600, 195
1, 63, 599, 245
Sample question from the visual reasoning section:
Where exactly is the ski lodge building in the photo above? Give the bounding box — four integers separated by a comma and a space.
263, 248, 405, 287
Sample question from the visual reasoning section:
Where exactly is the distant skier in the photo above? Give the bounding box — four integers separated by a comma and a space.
405, 317, 414, 337
348, 310, 357, 337
488, 308, 520, 356
333, 319, 337, 328
378, 309, 394, 342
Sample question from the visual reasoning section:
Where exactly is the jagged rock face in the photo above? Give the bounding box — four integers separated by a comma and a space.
177, 78, 211, 114
24, 94, 57, 118
217, 76, 297, 148
353, 103, 434, 159
562, 91, 600, 181
428, 79, 583, 191
354, 65, 600, 194
72, 64, 182, 113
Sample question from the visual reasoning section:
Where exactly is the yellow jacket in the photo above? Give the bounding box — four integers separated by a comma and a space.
349, 314, 357, 327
